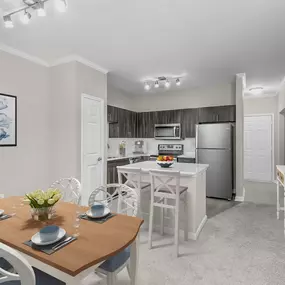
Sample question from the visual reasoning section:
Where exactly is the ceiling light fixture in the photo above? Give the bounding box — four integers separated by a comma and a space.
37, 2, 46, 17
3, 15, 13, 28
21, 10, 31, 24
249, 87, 264, 95
165, 80, 170, 88
144, 82, 151, 91
2, 0, 68, 28
142, 76, 183, 91
56, 0, 68, 12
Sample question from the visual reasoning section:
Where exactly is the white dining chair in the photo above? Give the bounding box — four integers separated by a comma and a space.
0, 195, 4, 199
88, 184, 138, 285
148, 170, 189, 257
50, 177, 81, 204
0, 242, 35, 285
117, 166, 150, 216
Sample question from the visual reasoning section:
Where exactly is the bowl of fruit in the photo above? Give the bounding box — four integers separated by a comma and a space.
156, 155, 174, 168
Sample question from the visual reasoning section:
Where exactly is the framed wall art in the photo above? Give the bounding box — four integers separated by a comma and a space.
0, 93, 17, 146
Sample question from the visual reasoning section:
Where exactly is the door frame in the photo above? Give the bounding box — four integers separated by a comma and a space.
81, 93, 105, 199
244, 113, 274, 182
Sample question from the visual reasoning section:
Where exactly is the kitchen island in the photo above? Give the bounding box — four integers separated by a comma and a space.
120, 161, 209, 240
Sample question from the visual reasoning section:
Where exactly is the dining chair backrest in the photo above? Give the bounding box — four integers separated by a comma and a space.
149, 170, 181, 200
0, 243, 35, 285
117, 167, 142, 191
50, 177, 81, 204
88, 184, 138, 217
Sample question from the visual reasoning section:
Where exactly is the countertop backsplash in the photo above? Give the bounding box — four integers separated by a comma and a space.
108, 138, 196, 158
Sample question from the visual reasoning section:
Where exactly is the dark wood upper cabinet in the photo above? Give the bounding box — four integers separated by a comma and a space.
107, 105, 118, 123
182, 108, 198, 138
108, 104, 236, 139
198, 105, 236, 123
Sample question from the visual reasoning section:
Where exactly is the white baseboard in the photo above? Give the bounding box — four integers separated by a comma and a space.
235, 196, 244, 202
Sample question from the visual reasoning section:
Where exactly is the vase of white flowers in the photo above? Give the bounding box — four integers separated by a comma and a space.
24, 189, 62, 221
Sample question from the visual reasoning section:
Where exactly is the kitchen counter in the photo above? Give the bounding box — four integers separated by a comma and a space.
122, 161, 208, 176
107, 154, 150, 162
120, 161, 209, 240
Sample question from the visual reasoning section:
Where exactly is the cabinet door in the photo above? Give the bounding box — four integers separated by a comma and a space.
107, 105, 118, 123
182, 109, 198, 138
136, 112, 143, 138
198, 106, 236, 123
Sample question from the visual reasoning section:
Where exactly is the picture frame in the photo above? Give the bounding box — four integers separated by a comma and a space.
0, 93, 17, 147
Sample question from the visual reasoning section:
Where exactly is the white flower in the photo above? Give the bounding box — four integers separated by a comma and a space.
48, 198, 55, 205
37, 199, 44, 206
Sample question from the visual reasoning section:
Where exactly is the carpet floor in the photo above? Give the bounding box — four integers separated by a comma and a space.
90, 202, 285, 285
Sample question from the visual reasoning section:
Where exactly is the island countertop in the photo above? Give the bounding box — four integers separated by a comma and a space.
120, 161, 209, 176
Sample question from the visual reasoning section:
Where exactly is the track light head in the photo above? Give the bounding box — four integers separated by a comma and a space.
3, 15, 13, 28
144, 82, 150, 91
165, 79, 170, 88
37, 2, 46, 17
154, 81, 159, 88
56, 0, 68, 12
176, 78, 181, 86
21, 11, 31, 24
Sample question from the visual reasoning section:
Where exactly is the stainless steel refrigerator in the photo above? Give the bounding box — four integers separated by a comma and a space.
196, 123, 233, 200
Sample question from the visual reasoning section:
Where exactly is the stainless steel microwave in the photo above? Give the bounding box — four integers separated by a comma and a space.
154, 124, 181, 140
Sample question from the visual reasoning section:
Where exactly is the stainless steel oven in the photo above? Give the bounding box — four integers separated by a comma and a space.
154, 124, 181, 140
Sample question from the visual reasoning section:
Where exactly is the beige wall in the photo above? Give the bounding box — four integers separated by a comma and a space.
50, 61, 107, 183
130, 83, 235, 112
0, 51, 50, 196
107, 83, 136, 110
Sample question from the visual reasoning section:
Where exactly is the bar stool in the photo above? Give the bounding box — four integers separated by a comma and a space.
117, 166, 150, 216
148, 169, 189, 257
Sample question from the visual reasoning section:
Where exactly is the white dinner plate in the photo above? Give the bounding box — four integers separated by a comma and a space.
31, 228, 66, 246
86, 207, 111, 219
0, 209, 4, 216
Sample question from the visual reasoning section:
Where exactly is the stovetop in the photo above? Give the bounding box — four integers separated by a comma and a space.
157, 144, 184, 156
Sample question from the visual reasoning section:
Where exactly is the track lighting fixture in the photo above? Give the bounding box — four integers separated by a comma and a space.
3, 15, 13, 28
142, 76, 183, 91
2, 0, 68, 28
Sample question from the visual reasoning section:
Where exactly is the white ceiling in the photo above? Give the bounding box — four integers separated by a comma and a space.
0, 0, 285, 96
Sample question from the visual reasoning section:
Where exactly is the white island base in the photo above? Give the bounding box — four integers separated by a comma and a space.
121, 161, 209, 240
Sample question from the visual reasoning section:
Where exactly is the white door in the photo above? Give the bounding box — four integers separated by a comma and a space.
81, 94, 104, 205
244, 114, 273, 182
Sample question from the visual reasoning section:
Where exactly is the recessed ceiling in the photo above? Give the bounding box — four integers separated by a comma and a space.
0, 0, 285, 96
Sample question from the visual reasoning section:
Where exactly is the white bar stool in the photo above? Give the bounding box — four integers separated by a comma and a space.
148, 169, 189, 257
117, 166, 150, 216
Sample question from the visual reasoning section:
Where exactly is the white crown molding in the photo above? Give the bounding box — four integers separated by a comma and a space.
0, 43, 109, 74
0, 43, 49, 67
50, 55, 109, 74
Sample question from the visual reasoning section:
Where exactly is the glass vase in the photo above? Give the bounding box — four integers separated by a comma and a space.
31, 207, 54, 221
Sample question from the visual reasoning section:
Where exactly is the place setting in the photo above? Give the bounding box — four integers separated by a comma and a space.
24, 225, 77, 255
0, 208, 12, 221
79, 202, 116, 224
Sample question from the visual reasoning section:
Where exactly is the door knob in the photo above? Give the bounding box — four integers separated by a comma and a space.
98, 157, 102, 162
